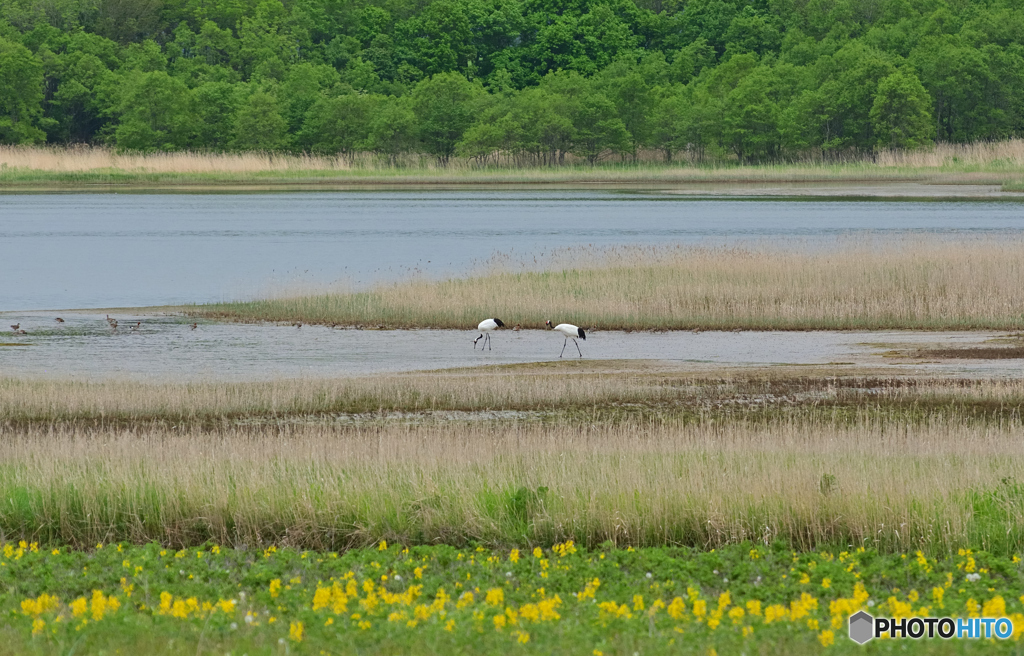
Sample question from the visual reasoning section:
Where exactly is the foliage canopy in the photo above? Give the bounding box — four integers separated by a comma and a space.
2, 0, 1023, 162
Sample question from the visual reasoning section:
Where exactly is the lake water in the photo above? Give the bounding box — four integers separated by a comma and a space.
4, 189, 1024, 380
3, 190, 1024, 311
1, 310, 1018, 381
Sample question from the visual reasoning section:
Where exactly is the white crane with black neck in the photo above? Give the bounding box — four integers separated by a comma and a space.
545, 320, 585, 357
473, 318, 505, 350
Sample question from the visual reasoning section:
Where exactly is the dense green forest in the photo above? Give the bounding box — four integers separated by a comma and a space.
0, 0, 1022, 163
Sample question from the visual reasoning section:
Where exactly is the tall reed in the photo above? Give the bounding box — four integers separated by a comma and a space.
193, 238, 1024, 330
1, 418, 1021, 554
2, 140, 1024, 185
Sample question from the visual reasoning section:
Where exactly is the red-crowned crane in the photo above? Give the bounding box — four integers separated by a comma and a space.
473, 318, 505, 350
545, 320, 585, 358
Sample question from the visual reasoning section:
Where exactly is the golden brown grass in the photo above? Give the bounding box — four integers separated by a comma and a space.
5, 368, 1023, 553
874, 139, 1024, 168
0, 145, 355, 174
191, 238, 1024, 331
1, 418, 1021, 553
5, 366, 1024, 425
2, 139, 1023, 187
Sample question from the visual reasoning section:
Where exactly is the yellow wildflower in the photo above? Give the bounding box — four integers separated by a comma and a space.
983, 596, 1006, 617
70, 597, 87, 618
289, 621, 304, 642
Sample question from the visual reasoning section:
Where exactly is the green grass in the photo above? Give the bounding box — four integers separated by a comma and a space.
2, 541, 1023, 654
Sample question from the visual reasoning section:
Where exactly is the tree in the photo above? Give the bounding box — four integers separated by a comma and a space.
87, 0, 163, 44
0, 36, 47, 144
111, 70, 191, 151
870, 71, 934, 149
365, 96, 417, 165
721, 66, 784, 163
596, 53, 668, 159
189, 81, 240, 150
300, 93, 377, 156
568, 92, 630, 163
47, 51, 115, 144
398, 0, 473, 77
410, 72, 488, 164
231, 89, 288, 151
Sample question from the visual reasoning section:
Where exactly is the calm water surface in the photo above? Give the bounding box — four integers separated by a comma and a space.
0, 311, 1017, 381
4, 191, 1024, 311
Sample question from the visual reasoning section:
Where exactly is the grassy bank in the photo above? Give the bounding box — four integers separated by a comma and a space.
3, 542, 1023, 655
2, 141, 1024, 189
3, 419, 1023, 554
190, 239, 1024, 331
4, 370, 1024, 554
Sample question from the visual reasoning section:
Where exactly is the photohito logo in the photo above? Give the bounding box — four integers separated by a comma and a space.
849, 611, 1014, 644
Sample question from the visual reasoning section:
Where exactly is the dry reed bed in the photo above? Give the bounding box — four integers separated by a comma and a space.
3, 139, 1024, 172
0, 371, 673, 424
5, 372, 1024, 425
1, 418, 1021, 553
2, 140, 1024, 184
194, 239, 1024, 330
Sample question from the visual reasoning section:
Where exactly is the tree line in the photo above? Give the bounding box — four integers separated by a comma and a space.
1, 0, 1022, 164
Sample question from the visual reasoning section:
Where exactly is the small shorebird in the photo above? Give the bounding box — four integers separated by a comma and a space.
55, 317, 64, 324
473, 318, 505, 350
512, 324, 521, 331
14, 329, 27, 335
293, 322, 302, 329
130, 321, 141, 332
10, 323, 19, 331
545, 320, 586, 358
190, 323, 198, 330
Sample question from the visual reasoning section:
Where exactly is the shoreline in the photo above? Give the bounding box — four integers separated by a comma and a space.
3, 178, 1024, 197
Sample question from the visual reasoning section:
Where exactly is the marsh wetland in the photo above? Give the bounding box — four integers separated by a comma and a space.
5, 188, 1024, 653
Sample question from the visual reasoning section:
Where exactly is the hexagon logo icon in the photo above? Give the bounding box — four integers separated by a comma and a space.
849, 610, 874, 644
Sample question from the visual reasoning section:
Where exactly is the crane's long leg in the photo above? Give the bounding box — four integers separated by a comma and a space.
560, 337, 567, 358
572, 338, 582, 357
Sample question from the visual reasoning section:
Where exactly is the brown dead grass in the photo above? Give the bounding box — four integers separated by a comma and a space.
193, 238, 1024, 331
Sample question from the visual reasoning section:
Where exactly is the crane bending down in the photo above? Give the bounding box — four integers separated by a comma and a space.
474, 318, 505, 350
545, 320, 585, 357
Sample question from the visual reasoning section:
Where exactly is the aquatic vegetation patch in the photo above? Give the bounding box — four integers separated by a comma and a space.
191, 238, 1024, 331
